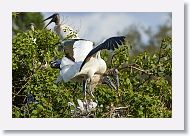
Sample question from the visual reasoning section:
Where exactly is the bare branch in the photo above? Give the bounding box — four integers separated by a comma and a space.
12, 63, 46, 99
118, 63, 154, 75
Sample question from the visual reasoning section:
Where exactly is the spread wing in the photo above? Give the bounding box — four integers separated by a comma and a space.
59, 39, 94, 62
79, 36, 126, 71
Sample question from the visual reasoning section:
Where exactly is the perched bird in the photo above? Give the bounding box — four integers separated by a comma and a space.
44, 13, 79, 40
26, 23, 36, 44
52, 36, 126, 100
77, 36, 126, 99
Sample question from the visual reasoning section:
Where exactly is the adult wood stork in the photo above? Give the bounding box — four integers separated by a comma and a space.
77, 36, 126, 99
44, 13, 79, 40
44, 13, 119, 98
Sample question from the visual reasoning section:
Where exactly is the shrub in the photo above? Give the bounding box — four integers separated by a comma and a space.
12, 29, 172, 118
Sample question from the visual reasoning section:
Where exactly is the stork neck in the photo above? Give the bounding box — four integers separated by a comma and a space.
55, 17, 61, 25
55, 24, 79, 40
55, 22, 60, 26
96, 51, 101, 59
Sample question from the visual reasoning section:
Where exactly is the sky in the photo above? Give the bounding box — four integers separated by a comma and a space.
42, 12, 171, 44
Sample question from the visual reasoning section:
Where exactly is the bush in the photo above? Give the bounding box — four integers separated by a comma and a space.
12, 29, 172, 118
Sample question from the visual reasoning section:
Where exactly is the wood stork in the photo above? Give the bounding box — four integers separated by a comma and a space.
77, 36, 126, 99
50, 40, 119, 91
44, 13, 79, 40
51, 36, 126, 101
44, 13, 119, 98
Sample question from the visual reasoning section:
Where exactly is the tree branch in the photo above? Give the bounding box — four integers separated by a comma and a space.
118, 63, 154, 75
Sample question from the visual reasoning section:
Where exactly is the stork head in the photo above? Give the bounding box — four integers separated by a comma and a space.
43, 13, 60, 28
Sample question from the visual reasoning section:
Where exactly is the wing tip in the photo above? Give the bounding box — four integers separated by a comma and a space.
120, 36, 126, 40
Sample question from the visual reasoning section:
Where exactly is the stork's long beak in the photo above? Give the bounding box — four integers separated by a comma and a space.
102, 76, 117, 91
114, 73, 119, 92
44, 19, 53, 29
43, 14, 55, 28
113, 69, 119, 92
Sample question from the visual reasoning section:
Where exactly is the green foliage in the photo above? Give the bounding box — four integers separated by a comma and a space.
12, 29, 172, 118
93, 37, 172, 118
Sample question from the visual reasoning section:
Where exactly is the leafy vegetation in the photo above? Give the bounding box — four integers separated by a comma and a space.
12, 13, 172, 118
12, 12, 44, 34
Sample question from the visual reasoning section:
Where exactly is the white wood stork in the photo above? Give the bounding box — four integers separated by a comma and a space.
77, 36, 126, 99
44, 13, 119, 98
44, 13, 79, 40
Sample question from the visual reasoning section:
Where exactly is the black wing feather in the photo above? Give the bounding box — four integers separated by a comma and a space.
117, 39, 123, 45
79, 36, 125, 71
112, 40, 118, 49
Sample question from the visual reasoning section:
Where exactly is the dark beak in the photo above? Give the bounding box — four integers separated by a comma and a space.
43, 14, 55, 28
50, 60, 61, 69
114, 73, 119, 92
102, 76, 117, 91
113, 69, 119, 92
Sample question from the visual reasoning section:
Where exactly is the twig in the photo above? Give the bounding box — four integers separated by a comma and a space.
119, 64, 153, 75
104, 105, 129, 117
12, 74, 33, 99
13, 64, 44, 99
115, 106, 129, 110
156, 40, 165, 76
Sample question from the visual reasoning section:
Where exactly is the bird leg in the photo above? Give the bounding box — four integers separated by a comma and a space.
82, 79, 87, 103
87, 83, 95, 99
86, 78, 95, 99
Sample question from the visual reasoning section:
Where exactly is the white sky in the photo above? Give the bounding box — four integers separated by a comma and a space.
42, 12, 171, 44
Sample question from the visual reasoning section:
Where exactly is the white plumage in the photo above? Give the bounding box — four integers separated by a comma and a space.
54, 24, 79, 40
51, 39, 93, 83
76, 52, 107, 80
56, 40, 94, 82
60, 40, 93, 62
